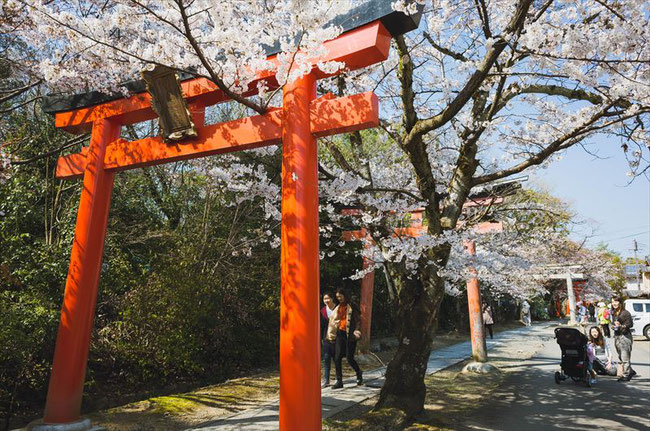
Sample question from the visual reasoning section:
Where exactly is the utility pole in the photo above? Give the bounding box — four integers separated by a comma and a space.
633, 239, 641, 289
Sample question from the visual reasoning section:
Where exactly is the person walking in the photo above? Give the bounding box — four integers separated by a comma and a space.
587, 302, 596, 322
320, 291, 337, 388
611, 295, 636, 382
482, 302, 494, 339
326, 288, 363, 389
578, 302, 588, 325
521, 300, 531, 327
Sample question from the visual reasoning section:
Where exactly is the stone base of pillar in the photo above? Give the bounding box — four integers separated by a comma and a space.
462, 361, 500, 374
26, 418, 105, 431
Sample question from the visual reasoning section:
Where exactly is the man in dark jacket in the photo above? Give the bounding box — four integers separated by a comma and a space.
320, 292, 337, 387
587, 302, 596, 321
611, 296, 636, 382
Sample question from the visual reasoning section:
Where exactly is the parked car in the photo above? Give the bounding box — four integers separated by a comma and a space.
625, 299, 650, 340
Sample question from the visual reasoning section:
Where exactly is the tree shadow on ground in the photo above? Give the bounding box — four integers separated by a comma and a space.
454, 355, 650, 431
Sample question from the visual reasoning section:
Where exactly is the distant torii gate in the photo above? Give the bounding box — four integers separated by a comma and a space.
544, 266, 585, 324
33, 3, 422, 430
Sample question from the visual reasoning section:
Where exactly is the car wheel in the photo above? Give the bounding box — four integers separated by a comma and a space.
644, 325, 650, 341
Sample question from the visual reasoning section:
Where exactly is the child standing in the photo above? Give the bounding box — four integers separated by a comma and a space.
586, 336, 598, 384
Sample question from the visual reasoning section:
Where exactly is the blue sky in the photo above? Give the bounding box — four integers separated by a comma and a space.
531, 138, 650, 259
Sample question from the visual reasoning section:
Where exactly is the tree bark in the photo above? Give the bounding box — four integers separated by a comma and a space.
376, 252, 448, 417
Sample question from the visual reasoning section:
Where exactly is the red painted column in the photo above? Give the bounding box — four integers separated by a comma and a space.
43, 118, 119, 423
359, 242, 375, 353
280, 72, 321, 431
465, 240, 487, 363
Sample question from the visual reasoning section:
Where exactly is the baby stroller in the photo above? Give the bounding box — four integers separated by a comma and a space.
554, 327, 592, 387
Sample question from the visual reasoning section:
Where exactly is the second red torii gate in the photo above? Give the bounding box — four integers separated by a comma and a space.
33, 3, 424, 430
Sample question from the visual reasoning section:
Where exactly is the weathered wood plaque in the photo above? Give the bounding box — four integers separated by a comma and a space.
141, 65, 197, 143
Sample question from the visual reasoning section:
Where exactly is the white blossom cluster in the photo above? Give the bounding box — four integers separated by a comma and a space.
10, 0, 355, 94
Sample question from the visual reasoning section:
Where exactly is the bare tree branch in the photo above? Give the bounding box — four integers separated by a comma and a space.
359, 187, 423, 203
421, 32, 468, 62
395, 35, 417, 133
11, 134, 89, 165
403, 0, 534, 147
0, 80, 41, 104
174, 0, 266, 114
594, 0, 626, 21
0, 96, 40, 113
473, 0, 492, 39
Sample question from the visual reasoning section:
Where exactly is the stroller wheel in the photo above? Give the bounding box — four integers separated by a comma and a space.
554, 371, 561, 384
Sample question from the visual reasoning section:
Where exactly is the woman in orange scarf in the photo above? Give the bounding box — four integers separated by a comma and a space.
325, 288, 362, 389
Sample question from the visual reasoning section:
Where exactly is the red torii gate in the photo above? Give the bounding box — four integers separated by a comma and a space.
32, 3, 422, 430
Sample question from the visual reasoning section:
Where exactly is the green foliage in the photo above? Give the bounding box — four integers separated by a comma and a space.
0, 112, 81, 429
595, 243, 626, 293
0, 104, 289, 428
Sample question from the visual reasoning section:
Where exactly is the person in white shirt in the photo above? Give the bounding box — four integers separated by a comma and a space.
521, 300, 531, 326
482, 302, 494, 339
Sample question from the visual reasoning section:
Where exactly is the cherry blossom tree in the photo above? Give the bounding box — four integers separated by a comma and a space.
4, 0, 353, 113
314, 0, 649, 416
4, 0, 649, 419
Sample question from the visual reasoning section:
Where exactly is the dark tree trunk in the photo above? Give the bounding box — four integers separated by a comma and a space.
376, 254, 447, 417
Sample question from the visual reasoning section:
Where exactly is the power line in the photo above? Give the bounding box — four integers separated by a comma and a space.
600, 230, 650, 242
589, 224, 649, 237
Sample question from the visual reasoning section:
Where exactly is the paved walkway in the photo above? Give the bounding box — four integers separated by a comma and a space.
186, 323, 553, 430
457, 329, 650, 430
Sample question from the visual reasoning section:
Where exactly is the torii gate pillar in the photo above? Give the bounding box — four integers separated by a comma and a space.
465, 240, 487, 363
42, 119, 119, 424
566, 273, 577, 325
279, 73, 321, 429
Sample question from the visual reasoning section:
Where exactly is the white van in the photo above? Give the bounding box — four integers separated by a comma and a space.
625, 299, 650, 340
